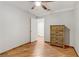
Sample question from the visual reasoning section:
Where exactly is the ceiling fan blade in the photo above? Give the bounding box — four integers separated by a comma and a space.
31, 6, 35, 9
42, 5, 50, 11
42, 5, 47, 10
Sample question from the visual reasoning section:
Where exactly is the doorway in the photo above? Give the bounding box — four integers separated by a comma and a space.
30, 17, 44, 43
37, 18, 44, 42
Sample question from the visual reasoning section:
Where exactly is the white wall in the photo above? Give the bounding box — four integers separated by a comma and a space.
74, 2, 79, 55
0, 3, 32, 53
44, 10, 75, 46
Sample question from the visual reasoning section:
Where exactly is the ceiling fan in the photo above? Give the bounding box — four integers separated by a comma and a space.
31, 1, 54, 11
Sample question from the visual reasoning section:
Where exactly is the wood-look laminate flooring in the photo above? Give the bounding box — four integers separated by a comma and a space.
0, 37, 78, 57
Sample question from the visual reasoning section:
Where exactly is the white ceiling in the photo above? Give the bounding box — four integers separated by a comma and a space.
29, 1, 75, 17
0, 1, 34, 11
1, 1, 76, 17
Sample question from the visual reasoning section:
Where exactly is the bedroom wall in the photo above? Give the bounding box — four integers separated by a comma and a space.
44, 10, 75, 46
0, 3, 33, 53
74, 2, 79, 55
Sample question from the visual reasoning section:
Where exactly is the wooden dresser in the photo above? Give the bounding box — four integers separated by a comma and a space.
50, 25, 70, 48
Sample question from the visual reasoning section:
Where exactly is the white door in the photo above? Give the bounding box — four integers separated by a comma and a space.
37, 18, 44, 37
31, 18, 37, 42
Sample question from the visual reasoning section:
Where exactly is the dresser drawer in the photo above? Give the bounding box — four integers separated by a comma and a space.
51, 41, 63, 47
51, 37, 63, 43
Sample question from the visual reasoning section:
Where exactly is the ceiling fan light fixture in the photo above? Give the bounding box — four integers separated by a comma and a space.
35, 1, 41, 6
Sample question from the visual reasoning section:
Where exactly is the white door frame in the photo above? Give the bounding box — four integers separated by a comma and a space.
30, 17, 37, 42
